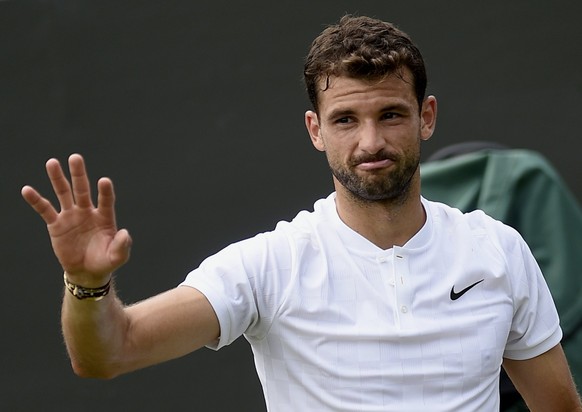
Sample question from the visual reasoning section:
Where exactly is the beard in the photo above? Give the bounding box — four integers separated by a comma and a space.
327, 147, 420, 203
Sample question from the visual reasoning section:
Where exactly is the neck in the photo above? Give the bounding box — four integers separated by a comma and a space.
333, 178, 426, 250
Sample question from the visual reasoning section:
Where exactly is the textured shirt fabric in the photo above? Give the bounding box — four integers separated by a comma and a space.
180, 193, 562, 411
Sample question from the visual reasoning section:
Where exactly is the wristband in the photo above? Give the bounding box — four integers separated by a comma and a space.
63, 273, 111, 301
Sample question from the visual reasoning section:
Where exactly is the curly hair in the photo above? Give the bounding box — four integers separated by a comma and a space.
303, 15, 427, 113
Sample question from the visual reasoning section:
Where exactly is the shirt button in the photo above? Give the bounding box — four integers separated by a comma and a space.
389, 278, 395, 286
401, 306, 408, 313
378, 257, 387, 263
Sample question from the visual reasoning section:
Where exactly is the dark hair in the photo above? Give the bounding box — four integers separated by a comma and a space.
303, 15, 427, 113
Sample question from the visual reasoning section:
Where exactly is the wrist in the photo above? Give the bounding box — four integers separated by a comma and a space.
63, 272, 112, 301
63, 270, 112, 288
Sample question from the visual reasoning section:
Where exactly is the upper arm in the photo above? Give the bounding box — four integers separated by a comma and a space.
120, 285, 220, 374
503, 344, 582, 411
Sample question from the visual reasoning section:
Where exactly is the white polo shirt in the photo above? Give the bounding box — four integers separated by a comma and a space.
181, 193, 562, 411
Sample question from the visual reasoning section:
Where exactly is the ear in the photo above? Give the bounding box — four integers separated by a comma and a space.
420, 95, 437, 141
305, 110, 326, 151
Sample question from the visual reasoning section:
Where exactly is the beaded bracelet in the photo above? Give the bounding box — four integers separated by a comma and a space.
63, 273, 111, 301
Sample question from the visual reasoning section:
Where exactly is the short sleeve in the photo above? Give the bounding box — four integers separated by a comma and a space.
181, 241, 258, 349
180, 230, 294, 350
503, 234, 563, 360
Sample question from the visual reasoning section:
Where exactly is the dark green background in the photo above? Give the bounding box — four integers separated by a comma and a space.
2, 1, 580, 410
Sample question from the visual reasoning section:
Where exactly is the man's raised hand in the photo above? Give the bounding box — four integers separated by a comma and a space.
21, 154, 131, 287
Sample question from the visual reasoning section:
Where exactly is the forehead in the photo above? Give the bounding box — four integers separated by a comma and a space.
317, 70, 417, 114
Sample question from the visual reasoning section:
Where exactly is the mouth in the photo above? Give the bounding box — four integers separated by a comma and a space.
352, 151, 397, 171
356, 158, 393, 171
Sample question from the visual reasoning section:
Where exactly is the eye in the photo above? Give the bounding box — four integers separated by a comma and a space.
335, 117, 352, 124
381, 112, 399, 120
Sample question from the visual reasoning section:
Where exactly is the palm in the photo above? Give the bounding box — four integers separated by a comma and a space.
22, 154, 131, 281
48, 208, 119, 276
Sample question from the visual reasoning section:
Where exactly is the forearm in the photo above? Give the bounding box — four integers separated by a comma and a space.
504, 345, 582, 411
61, 278, 130, 379
61, 276, 221, 379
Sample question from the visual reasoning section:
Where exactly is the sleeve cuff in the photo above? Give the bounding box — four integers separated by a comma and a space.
179, 274, 234, 351
504, 326, 563, 360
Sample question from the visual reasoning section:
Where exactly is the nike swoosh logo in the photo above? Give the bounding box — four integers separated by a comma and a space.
450, 279, 484, 301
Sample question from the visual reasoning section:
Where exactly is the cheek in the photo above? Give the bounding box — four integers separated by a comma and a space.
321, 127, 365, 162
323, 145, 350, 170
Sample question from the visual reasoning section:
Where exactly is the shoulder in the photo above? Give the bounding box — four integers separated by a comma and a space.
425, 198, 510, 229
423, 198, 524, 250
201, 194, 334, 268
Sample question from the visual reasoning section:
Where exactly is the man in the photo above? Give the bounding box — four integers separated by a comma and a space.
21, 15, 581, 411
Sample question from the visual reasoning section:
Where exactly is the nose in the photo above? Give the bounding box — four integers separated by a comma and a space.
358, 121, 385, 154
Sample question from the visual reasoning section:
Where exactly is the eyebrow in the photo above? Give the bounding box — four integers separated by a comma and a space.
326, 103, 413, 121
384, 104, 412, 114
326, 108, 355, 121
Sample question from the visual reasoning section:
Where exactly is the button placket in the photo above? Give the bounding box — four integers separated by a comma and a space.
393, 250, 414, 328
376, 253, 395, 287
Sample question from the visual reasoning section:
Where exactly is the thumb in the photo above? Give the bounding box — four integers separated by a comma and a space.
108, 228, 132, 269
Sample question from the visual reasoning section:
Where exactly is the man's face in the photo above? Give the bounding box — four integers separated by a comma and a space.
305, 69, 436, 203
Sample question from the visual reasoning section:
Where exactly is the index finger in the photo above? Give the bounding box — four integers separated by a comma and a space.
97, 177, 117, 228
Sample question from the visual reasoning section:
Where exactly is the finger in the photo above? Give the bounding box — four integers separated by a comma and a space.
21, 185, 59, 224
108, 228, 132, 269
46, 158, 74, 210
68, 154, 93, 208
97, 177, 117, 227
